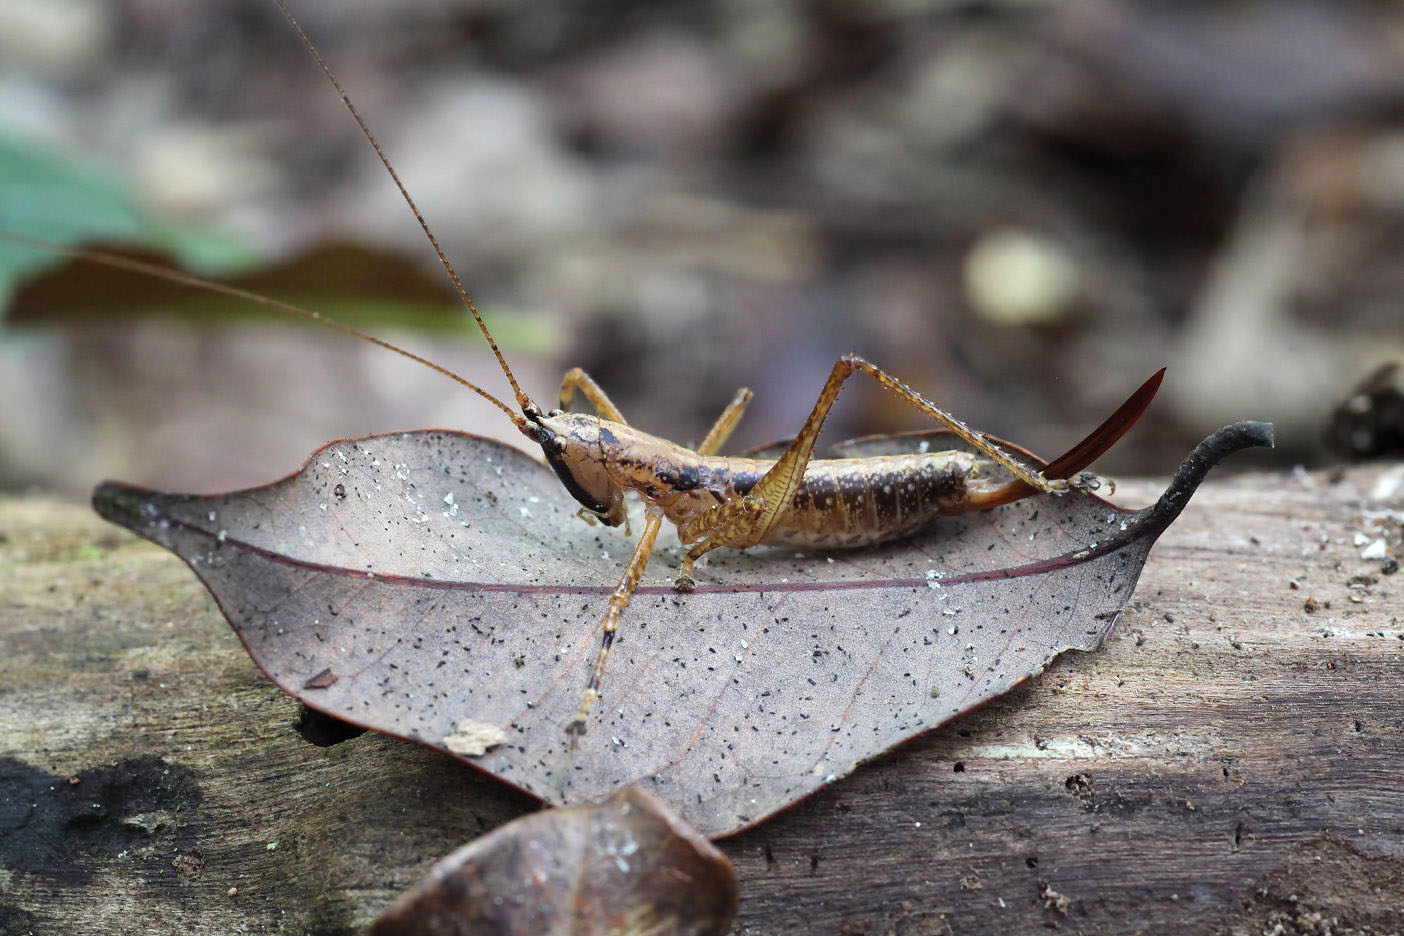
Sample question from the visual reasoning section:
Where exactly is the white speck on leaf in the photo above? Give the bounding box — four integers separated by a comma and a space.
442, 721, 508, 757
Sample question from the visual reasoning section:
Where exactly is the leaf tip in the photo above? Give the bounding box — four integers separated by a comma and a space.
1152, 420, 1275, 521
91, 481, 150, 530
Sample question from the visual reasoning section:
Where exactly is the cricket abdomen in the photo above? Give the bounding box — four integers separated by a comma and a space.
757, 452, 977, 548
646, 451, 979, 550
584, 419, 982, 550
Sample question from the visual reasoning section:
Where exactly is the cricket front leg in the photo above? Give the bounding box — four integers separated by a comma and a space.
558, 367, 628, 423
697, 387, 753, 455
567, 506, 665, 736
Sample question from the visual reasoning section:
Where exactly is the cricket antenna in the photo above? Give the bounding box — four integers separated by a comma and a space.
272, 0, 533, 415
0, 233, 526, 428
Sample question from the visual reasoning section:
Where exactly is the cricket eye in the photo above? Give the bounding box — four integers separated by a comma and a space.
542, 432, 568, 455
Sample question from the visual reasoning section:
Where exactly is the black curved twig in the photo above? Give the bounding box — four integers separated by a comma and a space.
1146, 421, 1275, 527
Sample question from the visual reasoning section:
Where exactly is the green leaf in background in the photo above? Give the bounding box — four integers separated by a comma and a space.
0, 137, 555, 353
0, 136, 257, 305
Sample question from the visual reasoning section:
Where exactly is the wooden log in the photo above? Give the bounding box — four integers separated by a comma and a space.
2, 464, 1402, 934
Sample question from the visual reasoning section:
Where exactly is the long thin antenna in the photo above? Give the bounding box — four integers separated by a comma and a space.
0, 232, 527, 428
272, 0, 532, 413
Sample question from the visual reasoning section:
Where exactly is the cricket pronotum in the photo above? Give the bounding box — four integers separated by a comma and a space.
4, 0, 1166, 736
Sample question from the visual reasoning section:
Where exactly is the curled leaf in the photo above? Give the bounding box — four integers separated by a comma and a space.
368, 787, 737, 936
92, 421, 1272, 837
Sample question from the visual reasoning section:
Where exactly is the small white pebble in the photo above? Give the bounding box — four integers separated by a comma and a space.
1361, 539, 1388, 560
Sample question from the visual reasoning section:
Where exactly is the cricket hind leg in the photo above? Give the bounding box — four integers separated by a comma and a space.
672, 354, 1073, 590
563, 388, 753, 734
834, 356, 1068, 491
698, 387, 753, 454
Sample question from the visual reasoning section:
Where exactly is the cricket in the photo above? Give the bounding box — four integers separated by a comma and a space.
8, 0, 1167, 736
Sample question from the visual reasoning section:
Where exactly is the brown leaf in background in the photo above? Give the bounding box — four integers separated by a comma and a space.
368, 787, 737, 936
92, 422, 1270, 837
4, 242, 458, 328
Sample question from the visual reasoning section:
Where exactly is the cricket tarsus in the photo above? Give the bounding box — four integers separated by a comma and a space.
960, 367, 1166, 511
16, 3, 1169, 737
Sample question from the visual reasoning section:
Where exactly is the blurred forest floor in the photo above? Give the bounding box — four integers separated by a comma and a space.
2, 0, 1403, 495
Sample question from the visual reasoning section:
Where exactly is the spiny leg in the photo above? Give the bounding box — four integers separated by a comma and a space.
567, 506, 664, 736
673, 495, 764, 591
836, 355, 1066, 492
558, 366, 627, 423
556, 365, 648, 733
562, 383, 754, 733
671, 354, 1070, 591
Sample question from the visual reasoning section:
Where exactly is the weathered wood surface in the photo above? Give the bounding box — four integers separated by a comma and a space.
2, 464, 1402, 935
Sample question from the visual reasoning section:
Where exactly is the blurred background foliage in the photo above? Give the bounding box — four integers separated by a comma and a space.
1, 0, 1402, 495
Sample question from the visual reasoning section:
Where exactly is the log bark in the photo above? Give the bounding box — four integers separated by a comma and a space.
2, 464, 1402, 935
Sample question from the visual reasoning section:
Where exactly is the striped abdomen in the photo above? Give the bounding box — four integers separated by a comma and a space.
649, 451, 980, 550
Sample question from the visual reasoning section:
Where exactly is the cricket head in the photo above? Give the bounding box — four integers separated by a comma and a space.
518, 405, 628, 527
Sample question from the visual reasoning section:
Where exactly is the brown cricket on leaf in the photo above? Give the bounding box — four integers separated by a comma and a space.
4, 0, 1222, 745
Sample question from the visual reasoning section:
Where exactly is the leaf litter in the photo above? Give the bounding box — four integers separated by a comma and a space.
92, 421, 1272, 837
368, 786, 736, 936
